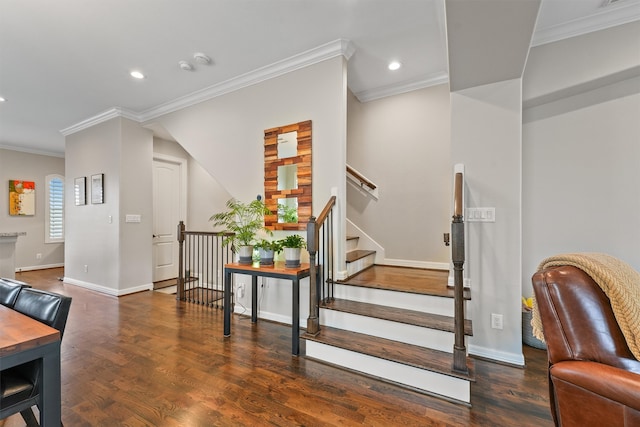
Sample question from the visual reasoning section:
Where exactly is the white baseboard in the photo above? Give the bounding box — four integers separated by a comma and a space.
64, 277, 153, 296
468, 343, 525, 366
15, 263, 64, 272
382, 258, 449, 270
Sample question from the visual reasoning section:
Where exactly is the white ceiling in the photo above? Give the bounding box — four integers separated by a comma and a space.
1, 0, 639, 157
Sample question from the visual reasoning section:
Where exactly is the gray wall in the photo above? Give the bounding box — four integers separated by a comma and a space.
0, 148, 65, 270
65, 117, 154, 295
522, 22, 640, 297
347, 84, 452, 267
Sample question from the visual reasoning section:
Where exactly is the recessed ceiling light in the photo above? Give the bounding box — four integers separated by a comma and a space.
388, 61, 402, 71
0, 96, 6, 102
130, 70, 145, 79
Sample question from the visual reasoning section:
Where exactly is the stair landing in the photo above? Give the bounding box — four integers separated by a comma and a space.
338, 264, 470, 299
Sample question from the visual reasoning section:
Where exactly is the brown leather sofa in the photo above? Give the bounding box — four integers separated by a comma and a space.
532, 265, 640, 427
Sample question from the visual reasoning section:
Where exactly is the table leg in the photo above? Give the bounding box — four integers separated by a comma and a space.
252, 276, 258, 323
224, 269, 231, 336
292, 278, 300, 356
39, 341, 61, 427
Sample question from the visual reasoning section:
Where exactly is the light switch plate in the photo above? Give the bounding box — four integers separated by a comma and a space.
125, 214, 141, 223
466, 207, 495, 222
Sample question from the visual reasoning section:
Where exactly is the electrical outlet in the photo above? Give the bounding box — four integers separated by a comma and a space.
84, 265, 88, 273
491, 313, 503, 330
36, 253, 42, 260
237, 283, 245, 298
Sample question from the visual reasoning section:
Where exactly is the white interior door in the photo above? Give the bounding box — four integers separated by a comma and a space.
153, 155, 186, 282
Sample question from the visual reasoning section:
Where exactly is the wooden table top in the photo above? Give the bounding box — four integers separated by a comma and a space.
225, 261, 311, 276
0, 305, 60, 357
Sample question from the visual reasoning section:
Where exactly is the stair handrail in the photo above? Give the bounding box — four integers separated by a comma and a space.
346, 165, 377, 191
306, 195, 337, 335
451, 171, 469, 374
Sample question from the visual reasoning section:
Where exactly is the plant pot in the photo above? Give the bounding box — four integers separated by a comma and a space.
258, 248, 274, 266
237, 245, 254, 265
283, 247, 301, 268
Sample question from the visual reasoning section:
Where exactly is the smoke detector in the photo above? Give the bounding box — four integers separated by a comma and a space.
178, 61, 194, 71
194, 53, 212, 65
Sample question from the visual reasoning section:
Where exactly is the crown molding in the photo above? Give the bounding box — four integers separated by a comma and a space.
60, 107, 140, 136
138, 39, 355, 122
60, 39, 355, 135
0, 143, 65, 158
532, 1, 640, 46
354, 71, 449, 103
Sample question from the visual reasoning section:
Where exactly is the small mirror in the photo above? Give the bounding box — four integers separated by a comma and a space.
277, 131, 297, 159
277, 165, 298, 190
278, 198, 298, 223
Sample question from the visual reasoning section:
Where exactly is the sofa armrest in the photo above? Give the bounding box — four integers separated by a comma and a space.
552, 361, 640, 410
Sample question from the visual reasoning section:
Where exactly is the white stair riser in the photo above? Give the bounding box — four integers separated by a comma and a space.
320, 309, 456, 353
346, 253, 375, 277
333, 284, 464, 317
346, 238, 359, 252
306, 340, 471, 403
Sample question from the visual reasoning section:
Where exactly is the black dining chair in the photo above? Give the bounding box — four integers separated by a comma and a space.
0, 278, 31, 308
0, 287, 72, 427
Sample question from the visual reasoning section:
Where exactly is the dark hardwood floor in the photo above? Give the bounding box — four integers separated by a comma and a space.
2, 268, 553, 426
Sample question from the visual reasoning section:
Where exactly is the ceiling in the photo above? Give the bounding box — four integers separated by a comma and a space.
1, 0, 639, 157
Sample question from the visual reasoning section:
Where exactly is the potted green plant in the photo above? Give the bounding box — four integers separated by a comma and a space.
254, 239, 282, 266
278, 234, 306, 268
209, 198, 271, 264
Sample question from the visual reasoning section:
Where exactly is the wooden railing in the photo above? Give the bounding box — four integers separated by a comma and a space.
176, 221, 235, 308
451, 171, 468, 374
346, 165, 376, 190
305, 196, 337, 335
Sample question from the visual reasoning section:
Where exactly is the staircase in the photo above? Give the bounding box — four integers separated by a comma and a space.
302, 236, 475, 404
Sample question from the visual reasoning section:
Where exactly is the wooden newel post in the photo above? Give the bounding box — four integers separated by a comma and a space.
306, 216, 320, 335
451, 172, 468, 374
177, 221, 185, 301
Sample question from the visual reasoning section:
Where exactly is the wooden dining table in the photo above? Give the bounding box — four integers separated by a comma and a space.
0, 304, 62, 426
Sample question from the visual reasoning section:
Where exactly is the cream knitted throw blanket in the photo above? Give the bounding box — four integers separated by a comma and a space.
532, 253, 640, 361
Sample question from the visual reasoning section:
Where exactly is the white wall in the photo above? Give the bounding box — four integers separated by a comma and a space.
153, 137, 232, 231
451, 79, 523, 365
65, 117, 154, 295
347, 84, 452, 267
0, 148, 65, 270
151, 56, 348, 323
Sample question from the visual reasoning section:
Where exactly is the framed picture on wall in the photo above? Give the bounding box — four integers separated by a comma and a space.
8, 180, 35, 215
74, 177, 86, 206
91, 173, 104, 204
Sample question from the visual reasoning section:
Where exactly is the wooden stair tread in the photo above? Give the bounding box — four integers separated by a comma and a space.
346, 249, 376, 263
346, 235, 359, 241
337, 265, 471, 299
321, 298, 472, 336
302, 326, 475, 381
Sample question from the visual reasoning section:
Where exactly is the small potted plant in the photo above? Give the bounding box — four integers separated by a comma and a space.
254, 239, 282, 266
279, 234, 306, 268
209, 198, 271, 264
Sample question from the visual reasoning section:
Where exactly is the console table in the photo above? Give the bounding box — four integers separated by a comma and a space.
223, 261, 317, 355
0, 232, 26, 279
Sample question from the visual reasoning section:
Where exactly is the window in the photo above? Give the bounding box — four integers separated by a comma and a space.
45, 174, 64, 243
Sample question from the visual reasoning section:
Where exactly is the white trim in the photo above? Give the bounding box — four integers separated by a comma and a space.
532, 1, 640, 46
0, 144, 65, 158
16, 263, 64, 272
382, 258, 449, 270
354, 72, 449, 103
59, 40, 355, 136
60, 107, 140, 136
468, 344, 525, 367
64, 277, 153, 296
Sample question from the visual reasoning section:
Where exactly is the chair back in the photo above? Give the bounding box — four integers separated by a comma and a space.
0, 278, 31, 308
532, 265, 639, 371
12, 288, 72, 338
